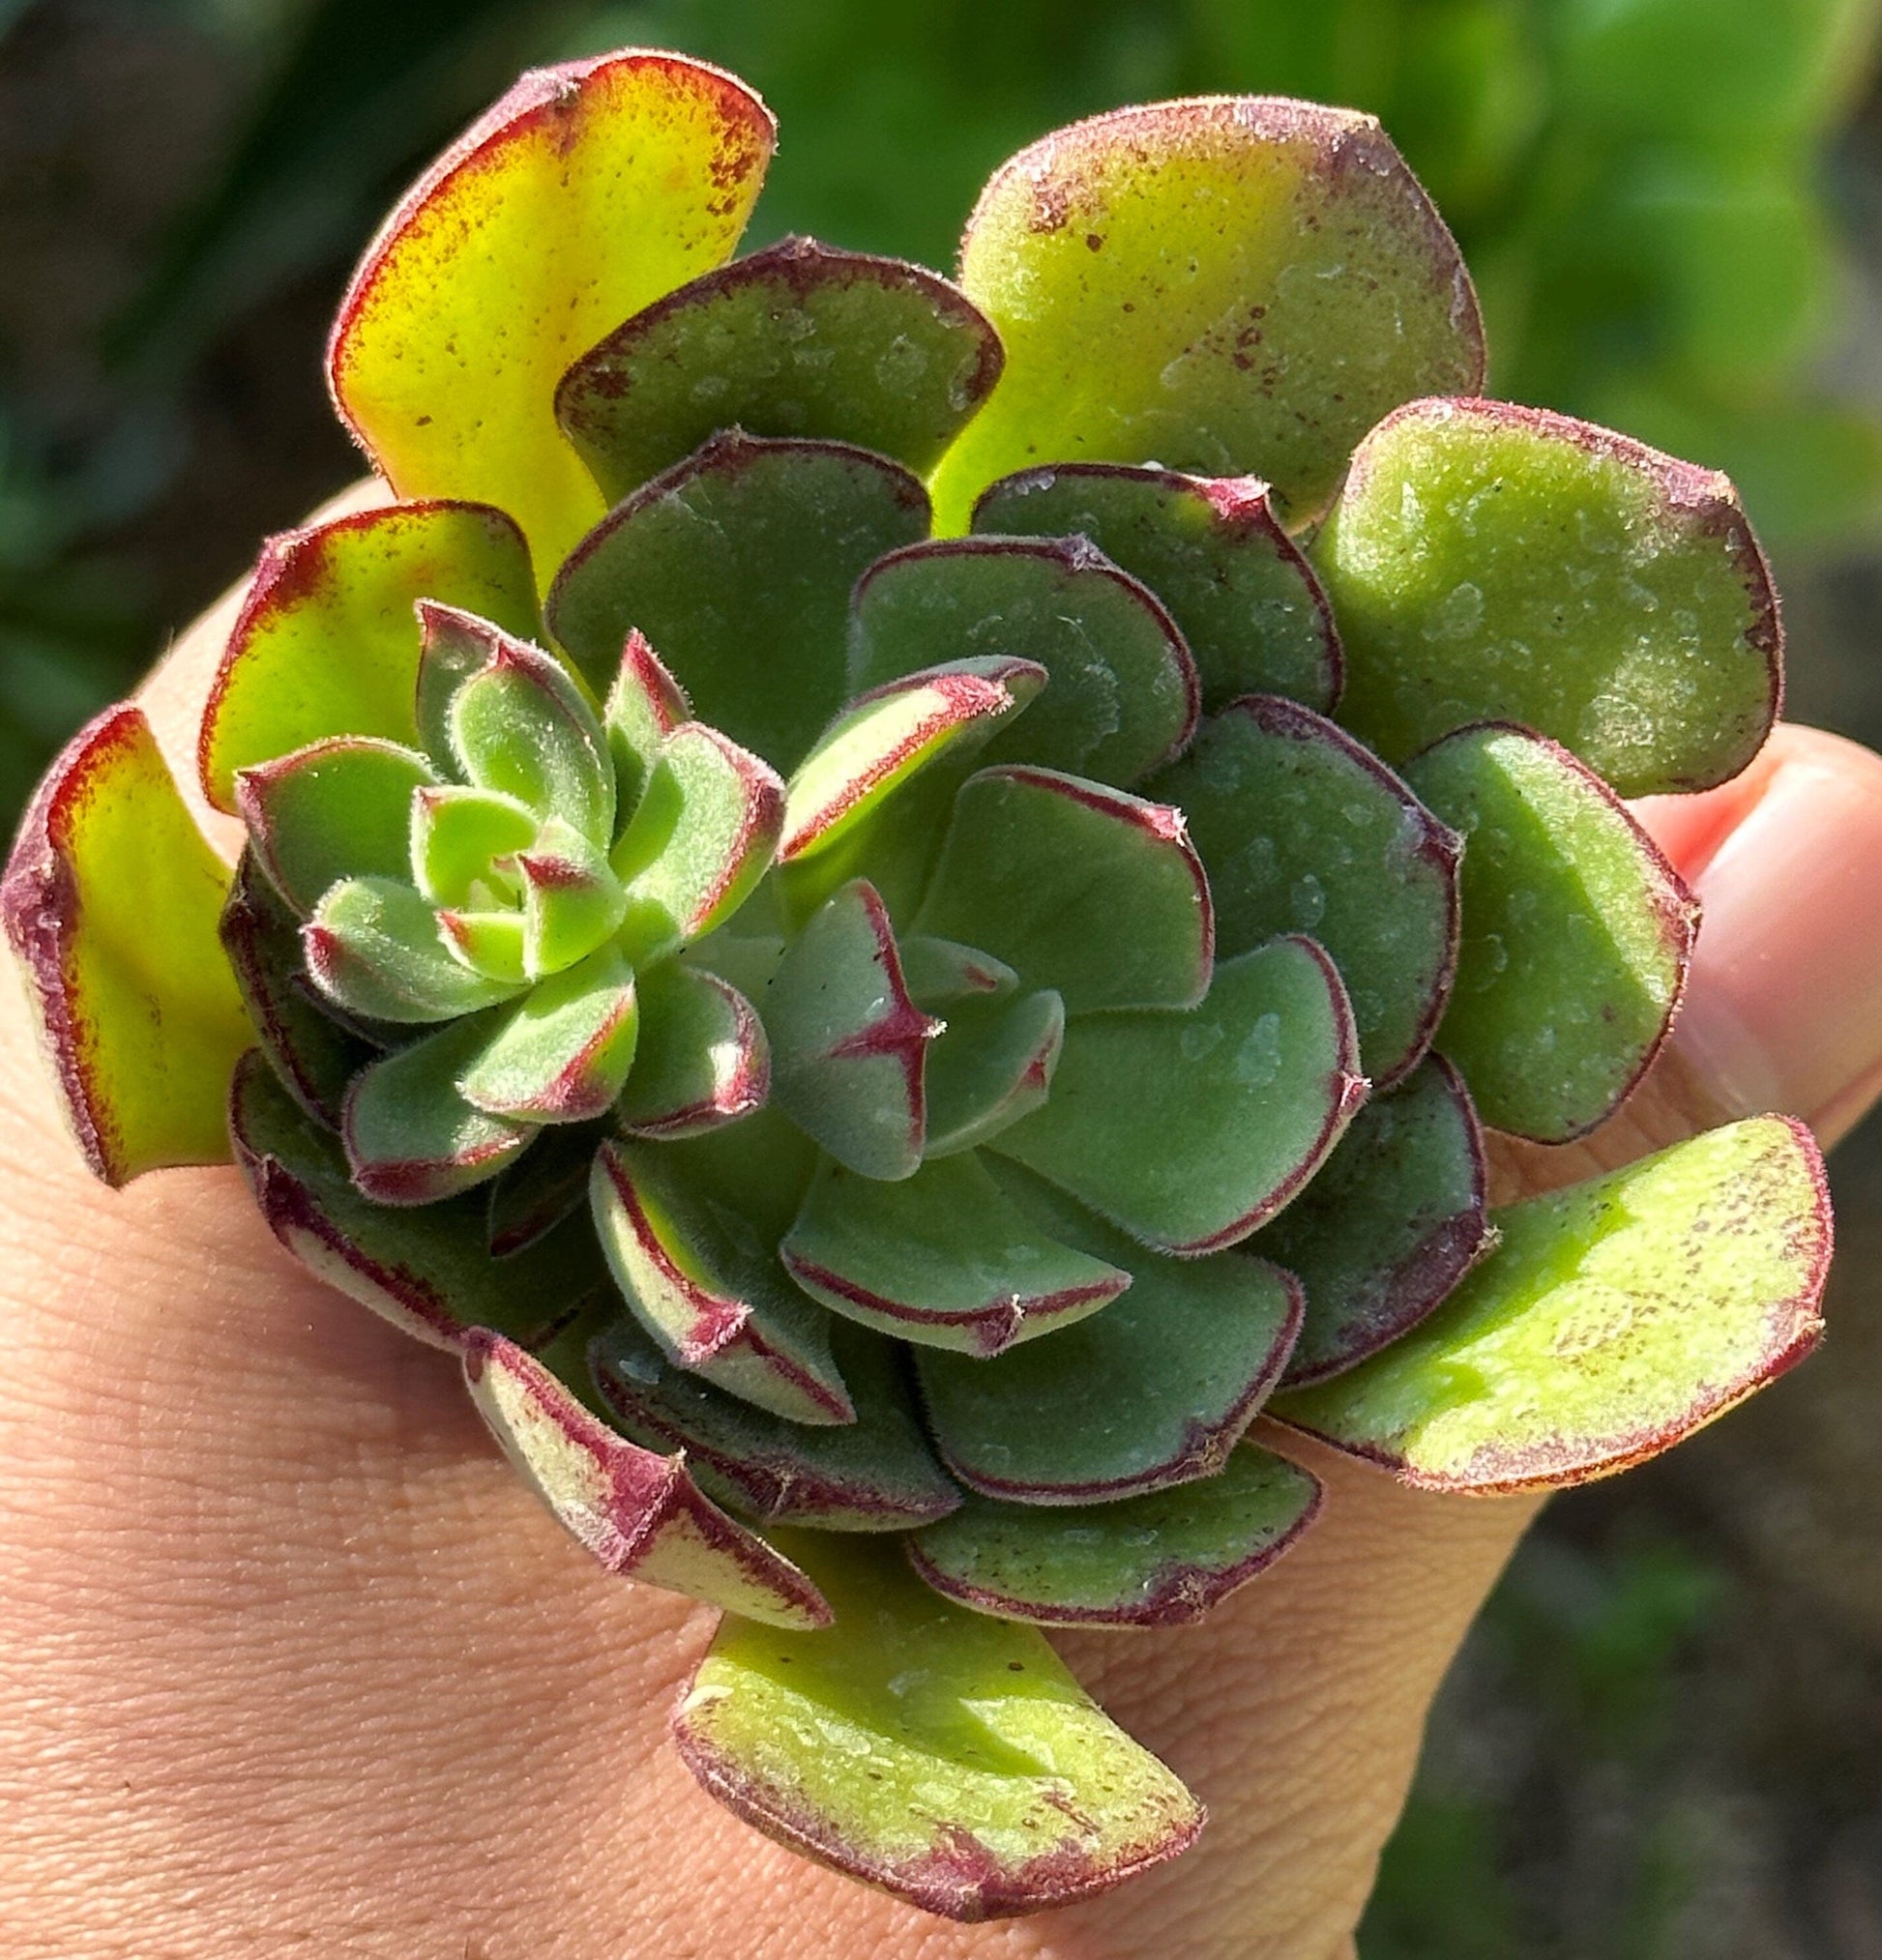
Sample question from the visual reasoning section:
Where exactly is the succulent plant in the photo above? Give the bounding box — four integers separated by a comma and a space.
4, 49, 1836, 1922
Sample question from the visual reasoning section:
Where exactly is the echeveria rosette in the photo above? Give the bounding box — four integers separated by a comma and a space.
0, 49, 1836, 1923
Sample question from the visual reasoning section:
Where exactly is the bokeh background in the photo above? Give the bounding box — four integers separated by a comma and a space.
6, 2, 1882, 1949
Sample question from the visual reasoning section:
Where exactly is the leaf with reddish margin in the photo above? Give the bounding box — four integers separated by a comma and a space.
849, 538, 1197, 789
1146, 695, 1460, 1090
897, 937, 1018, 1009
556, 235, 1004, 502
305, 877, 521, 1023
915, 766, 1212, 1015
923, 989, 1064, 1157
236, 736, 438, 917
547, 433, 929, 763
199, 504, 537, 812
590, 1312, 960, 1532
766, 880, 942, 1182
615, 961, 768, 1140
779, 657, 1045, 864
516, 820, 627, 979
990, 938, 1366, 1255
611, 723, 784, 965
461, 1328, 830, 1631
229, 1049, 600, 1351
1405, 723, 1698, 1143
3, 705, 251, 1183
410, 784, 537, 911
973, 464, 1341, 713
917, 1182, 1301, 1503
1315, 398, 1782, 796
907, 1443, 1322, 1628
435, 907, 528, 987
486, 1121, 607, 1258
328, 51, 775, 573
342, 1013, 534, 1203
590, 1138, 852, 1425
220, 849, 371, 1130
1270, 1117, 1832, 1492
673, 1532, 1201, 1921
1260, 1055, 1494, 1388
459, 945, 638, 1124
445, 631, 614, 846
781, 1153, 1128, 1357
605, 629, 691, 818
929, 98, 1484, 532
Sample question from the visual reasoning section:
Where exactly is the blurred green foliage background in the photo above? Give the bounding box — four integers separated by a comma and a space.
8, 2, 1882, 1949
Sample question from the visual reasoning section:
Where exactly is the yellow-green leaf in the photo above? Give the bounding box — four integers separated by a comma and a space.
328, 51, 776, 575
3, 705, 250, 1183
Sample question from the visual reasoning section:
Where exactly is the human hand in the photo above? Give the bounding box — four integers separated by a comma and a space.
6, 510, 1882, 1959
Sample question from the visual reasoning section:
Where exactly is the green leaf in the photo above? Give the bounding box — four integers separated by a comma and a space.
615, 961, 769, 1140
779, 657, 1044, 864
1405, 724, 1697, 1143
1146, 695, 1460, 1089
1260, 1056, 1493, 1388
236, 736, 438, 918
929, 99, 1484, 531
230, 1048, 600, 1350
590, 1138, 852, 1425
305, 876, 520, 1023
923, 988, 1065, 1157
485, 1122, 604, 1259
673, 1533, 1201, 1920
199, 504, 538, 813
342, 1012, 534, 1203
907, 1443, 1322, 1627
849, 538, 1197, 787
458, 945, 638, 1124
220, 848, 370, 1130
914, 767, 1211, 1014
603, 629, 690, 819
1315, 399, 1782, 796
328, 51, 775, 574
409, 784, 536, 911
973, 464, 1340, 713
435, 907, 528, 987
766, 879, 942, 1181
547, 432, 929, 763
556, 235, 1004, 502
1271, 1117, 1831, 1490
2, 706, 251, 1183
611, 723, 784, 964
782, 1153, 1128, 1356
445, 630, 614, 846
918, 1190, 1302, 1502
897, 936, 1018, 1009
461, 1329, 831, 1632
591, 1313, 960, 1532
516, 819, 628, 979
992, 939, 1366, 1254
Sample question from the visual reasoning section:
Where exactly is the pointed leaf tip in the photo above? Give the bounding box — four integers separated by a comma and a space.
462, 1331, 831, 1630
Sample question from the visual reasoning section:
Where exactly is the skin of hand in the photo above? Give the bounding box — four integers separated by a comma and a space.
5, 495, 1882, 1960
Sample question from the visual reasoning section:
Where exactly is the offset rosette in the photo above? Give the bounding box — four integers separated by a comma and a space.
3, 50, 1832, 1923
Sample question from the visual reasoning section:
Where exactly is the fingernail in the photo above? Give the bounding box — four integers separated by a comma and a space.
1667, 729, 1882, 1142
